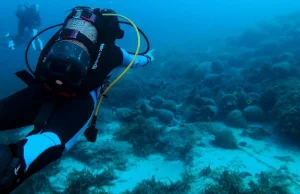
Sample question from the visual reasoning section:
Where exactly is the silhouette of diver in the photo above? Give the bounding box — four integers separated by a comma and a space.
1, 3, 43, 51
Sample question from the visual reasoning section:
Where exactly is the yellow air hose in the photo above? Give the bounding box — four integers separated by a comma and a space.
93, 13, 141, 118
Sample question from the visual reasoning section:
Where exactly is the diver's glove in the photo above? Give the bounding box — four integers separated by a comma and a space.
8, 40, 15, 50
144, 49, 155, 62
32, 29, 38, 37
5, 33, 15, 50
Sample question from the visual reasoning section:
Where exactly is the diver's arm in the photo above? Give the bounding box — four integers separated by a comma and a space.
120, 48, 151, 68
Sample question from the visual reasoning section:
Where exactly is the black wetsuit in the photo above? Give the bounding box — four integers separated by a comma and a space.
0, 43, 151, 193
16, 4, 41, 37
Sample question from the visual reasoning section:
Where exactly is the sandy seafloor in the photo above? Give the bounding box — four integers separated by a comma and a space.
13, 110, 300, 194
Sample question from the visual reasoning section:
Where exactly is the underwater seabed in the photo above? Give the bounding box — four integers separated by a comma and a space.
7, 118, 300, 194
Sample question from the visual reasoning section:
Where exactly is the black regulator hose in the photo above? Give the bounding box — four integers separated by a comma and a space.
118, 21, 150, 55
25, 21, 150, 75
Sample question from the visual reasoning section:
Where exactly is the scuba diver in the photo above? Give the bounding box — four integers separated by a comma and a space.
0, 7, 154, 193
2, 3, 43, 51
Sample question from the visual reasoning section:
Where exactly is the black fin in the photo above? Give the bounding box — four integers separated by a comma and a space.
15, 70, 35, 86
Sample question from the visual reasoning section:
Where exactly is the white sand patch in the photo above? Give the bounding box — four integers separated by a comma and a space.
189, 122, 300, 193
35, 121, 300, 194
48, 157, 88, 192
105, 154, 185, 193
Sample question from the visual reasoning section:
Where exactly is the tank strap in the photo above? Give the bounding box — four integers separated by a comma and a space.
59, 28, 96, 54
33, 102, 56, 132
65, 8, 103, 33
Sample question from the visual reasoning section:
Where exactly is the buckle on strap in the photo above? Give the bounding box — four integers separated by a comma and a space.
80, 12, 97, 23
69, 9, 99, 26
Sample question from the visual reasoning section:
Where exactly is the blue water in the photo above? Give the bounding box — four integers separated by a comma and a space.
1, 0, 300, 98
2, 1, 300, 193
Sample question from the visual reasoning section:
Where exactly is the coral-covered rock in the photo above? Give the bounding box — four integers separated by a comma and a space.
212, 129, 238, 149
271, 79, 300, 139
114, 116, 164, 156
149, 96, 164, 108
189, 61, 211, 80
219, 94, 238, 110
115, 108, 139, 122
272, 61, 291, 76
140, 103, 154, 118
199, 87, 214, 98
225, 110, 247, 128
193, 65, 209, 80
245, 92, 261, 106
194, 96, 217, 107
161, 100, 177, 114
158, 128, 195, 163
210, 59, 224, 74
182, 105, 218, 122
243, 106, 266, 122
182, 105, 199, 123
185, 87, 199, 105
153, 108, 175, 124
230, 87, 247, 109
260, 89, 277, 113
203, 73, 223, 87
198, 105, 219, 121
257, 39, 281, 55
275, 52, 295, 64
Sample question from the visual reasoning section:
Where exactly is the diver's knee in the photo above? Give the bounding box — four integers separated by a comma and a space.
37, 38, 43, 50
23, 132, 62, 171
31, 38, 43, 51
31, 39, 36, 50
0, 133, 64, 193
